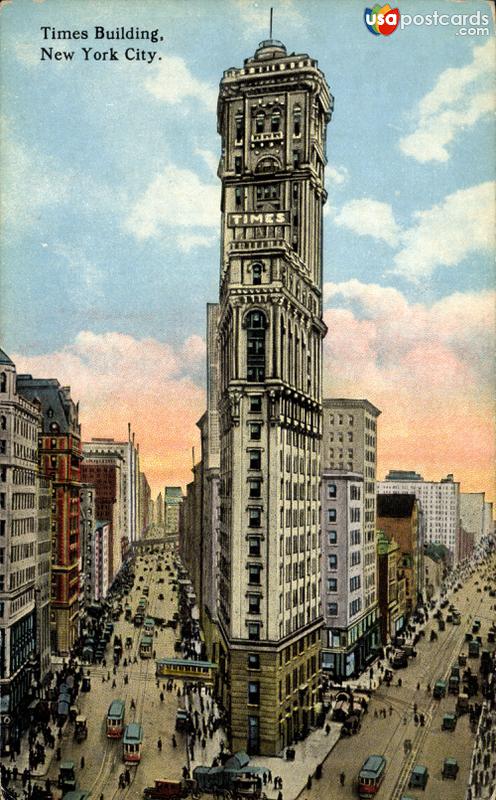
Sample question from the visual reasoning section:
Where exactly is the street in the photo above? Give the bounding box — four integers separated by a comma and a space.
297, 554, 496, 799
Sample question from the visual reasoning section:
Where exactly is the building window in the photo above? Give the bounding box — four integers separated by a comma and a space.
327, 602, 338, 616
350, 508, 360, 522
235, 156, 242, 174
350, 485, 361, 500
327, 483, 337, 499
248, 507, 261, 528
351, 551, 361, 566
245, 309, 267, 383
248, 653, 260, 670
248, 680, 260, 705
235, 187, 242, 207
0, 416, 6, 431
235, 112, 244, 142
249, 450, 261, 470
271, 109, 281, 133
249, 423, 262, 440
327, 509, 336, 523
249, 480, 261, 499
248, 594, 261, 614
348, 415, 354, 425
247, 714, 260, 754
293, 105, 301, 136
252, 263, 263, 285
350, 576, 361, 592
327, 578, 337, 592
0, 441, 6, 455
248, 536, 261, 557
0, 373, 6, 392
328, 530, 337, 545
328, 554, 337, 570
249, 395, 262, 413
293, 149, 300, 168
248, 564, 262, 585
248, 622, 260, 641
256, 112, 265, 133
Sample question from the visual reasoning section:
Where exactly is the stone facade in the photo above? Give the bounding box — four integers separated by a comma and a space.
0, 351, 41, 752
17, 373, 82, 656
377, 493, 424, 612
378, 471, 460, 560
215, 39, 332, 755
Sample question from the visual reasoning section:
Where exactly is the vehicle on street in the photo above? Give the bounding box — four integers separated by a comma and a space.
143, 779, 198, 799
468, 640, 480, 658
442, 758, 459, 780
390, 650, 408, 669
140, 634, 153, 658
442, 713, 457, 731
433, 680, 447, 699
456, 693, 469, 715
357, 755, 386, 797
175, 708, 192, 732
58, 762, 77, 794
448, 675, 459, 695
74, 715, 88, 742
107, 699, 126, 738
123, 722, 143, 763
408, 765, 429, 790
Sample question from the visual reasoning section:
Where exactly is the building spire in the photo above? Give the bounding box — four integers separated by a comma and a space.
269, 7, 273, 39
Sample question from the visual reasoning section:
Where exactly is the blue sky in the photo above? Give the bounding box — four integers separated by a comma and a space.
1, 0, 494, 499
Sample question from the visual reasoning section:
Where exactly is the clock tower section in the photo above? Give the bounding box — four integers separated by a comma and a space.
216, 39, 333, 756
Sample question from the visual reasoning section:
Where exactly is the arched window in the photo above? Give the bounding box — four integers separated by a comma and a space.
245, 310, 267, 383
0, 416, 6, 431
255, 112, 265, 134
271, 109, 281, 133
255, 156, 281, 174
252, 263, 263, 286
0, 373, 6, 392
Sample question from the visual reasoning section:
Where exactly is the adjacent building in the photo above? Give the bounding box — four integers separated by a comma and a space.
212, 38, 333, 755
83, 430, 139, 557
81, 451, 123, 584
460, 492, 485, 548
139, 471, 151, 537
17, 373, 82, 656
36, 473, 52, 679
377, 530, 407, 644
164, 486, 182, 535
79, 484, 96, 609
321, 399, 381, 679
377, 471, 460, 560
0, 352, 41, 753
376, 493, 424, 613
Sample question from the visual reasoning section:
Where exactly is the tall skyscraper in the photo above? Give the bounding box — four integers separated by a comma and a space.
215, 39, 333, 755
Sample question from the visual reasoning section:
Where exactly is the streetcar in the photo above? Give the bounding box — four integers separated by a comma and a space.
155, 658, 216, 684
144, 617, 155, 635
107, 699, 126, 738
140, 635, 153, 659
357, 755, 386, 797
123, 722, 143, 763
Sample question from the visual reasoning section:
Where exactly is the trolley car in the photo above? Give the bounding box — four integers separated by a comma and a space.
106, 699, 125, 738
156, 658, 216, 684
357, 755, 386, 797
123, 722, 143, 763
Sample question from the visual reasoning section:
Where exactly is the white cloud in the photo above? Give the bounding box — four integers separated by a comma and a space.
327, 165, 349, 188
125, 165, 220, 240
1, 125, 71, 233
392, 181, 494, 280
333, 198, 400, 246
144, 56, 217, 111
52, 243, 104, 297
400, 39, 495, 162
177, 233, 217, 253
194, 148, 219, 178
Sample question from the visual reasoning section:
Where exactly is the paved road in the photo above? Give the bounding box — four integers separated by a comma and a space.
298, 555, 496, 800
46, 538, 191, 798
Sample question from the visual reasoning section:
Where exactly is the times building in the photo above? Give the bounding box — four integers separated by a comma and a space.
214, 39, 333, 755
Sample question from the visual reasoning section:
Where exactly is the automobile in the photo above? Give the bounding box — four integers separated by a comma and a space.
175, 709, 191, 732
408, 765, 429, 790
58, 762, 77, 793
442, 713, 457, 731
442, 758, 459, 780
143, 779, 192, 799
390, 650, 408, 669
456, 693, 469, 715
341, 713, 361, 736
433, 680, 447, 699
468, 641, 480, 658
74, 716, 88, 743
448, 676, 460, 695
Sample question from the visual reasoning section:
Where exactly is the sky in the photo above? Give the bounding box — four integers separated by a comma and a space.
1, 0, 494, 503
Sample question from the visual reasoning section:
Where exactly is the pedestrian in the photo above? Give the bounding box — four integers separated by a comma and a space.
339, 771, 345, 786
160, 692, 164, 703
389, 706, 393, 717
157, 738, 162, 752
325, 722, 331, 734
112, 679, 116, 689
416, 682, 420, 691
172, 734, 177, 748
80, 756, 85, 769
